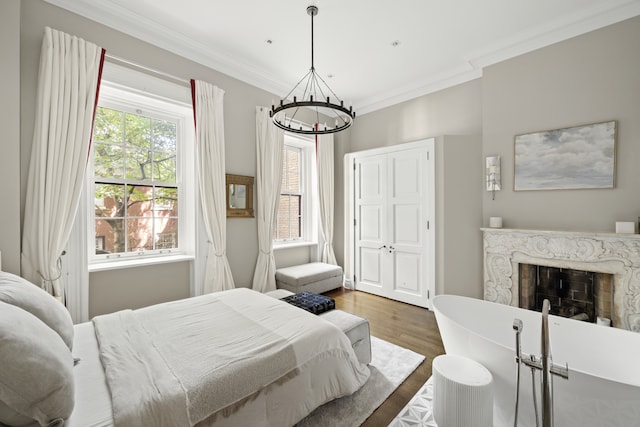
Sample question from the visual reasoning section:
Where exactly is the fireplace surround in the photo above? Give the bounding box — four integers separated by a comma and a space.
482, 228, 640, 331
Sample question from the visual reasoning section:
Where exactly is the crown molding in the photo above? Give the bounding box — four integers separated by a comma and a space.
45, 0, 640, 116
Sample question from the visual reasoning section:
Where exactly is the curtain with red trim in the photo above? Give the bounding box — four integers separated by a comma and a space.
22, 27, 105, 300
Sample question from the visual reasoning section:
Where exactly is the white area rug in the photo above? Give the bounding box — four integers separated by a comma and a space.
388, 376, 437, 427
297, 336, 425, 427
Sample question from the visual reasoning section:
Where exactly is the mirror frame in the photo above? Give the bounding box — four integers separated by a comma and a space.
225, 174, 254, 218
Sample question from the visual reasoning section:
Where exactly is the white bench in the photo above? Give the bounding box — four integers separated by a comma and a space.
275, 262, 343, 294
266, 289, 371, 365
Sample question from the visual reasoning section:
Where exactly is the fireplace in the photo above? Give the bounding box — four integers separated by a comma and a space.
482, 228, 640, 331
518, 264, 613, 324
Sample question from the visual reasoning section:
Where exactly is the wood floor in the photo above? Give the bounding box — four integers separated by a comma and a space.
324, 287, 446, 426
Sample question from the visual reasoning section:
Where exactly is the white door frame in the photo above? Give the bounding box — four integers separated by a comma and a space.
343, 138, 435, 309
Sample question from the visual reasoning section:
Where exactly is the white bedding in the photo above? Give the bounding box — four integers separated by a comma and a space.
68, 288, 370, 427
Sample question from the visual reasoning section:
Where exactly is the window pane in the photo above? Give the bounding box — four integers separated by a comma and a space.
283, 148, 300, 192
277, 194, 302, 240
94, 143, 124, 179
125, 147, 152, 181
127, 218, 154, 252
127, 185, 154, 217
156, 218, 178, 249
152, 119, 176, 154
93, 107, 123, 145
125, 113, 151, 149
155, 187, 178, 215
278, 195, 291, 239
289, 195, 301, 239
153, 151, 176, 183
95, 184, 125, 218
95, 218, 124, 254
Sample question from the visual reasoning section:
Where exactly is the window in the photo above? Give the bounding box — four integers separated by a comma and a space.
89, 75, 194, 265
274, 134, 317, 246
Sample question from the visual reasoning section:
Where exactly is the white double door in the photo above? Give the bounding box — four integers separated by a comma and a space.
352, 140, 434, 308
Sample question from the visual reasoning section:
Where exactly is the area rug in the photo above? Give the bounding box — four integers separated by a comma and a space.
296, 336, 425, 427
388, 376, 437, 427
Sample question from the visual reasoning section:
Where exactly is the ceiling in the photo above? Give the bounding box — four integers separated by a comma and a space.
46, 0, 640, 115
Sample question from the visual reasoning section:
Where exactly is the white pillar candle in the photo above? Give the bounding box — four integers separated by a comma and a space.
489, 217, 503, 228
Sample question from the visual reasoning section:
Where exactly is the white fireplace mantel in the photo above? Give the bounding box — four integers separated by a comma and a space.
482, 228, 640, 331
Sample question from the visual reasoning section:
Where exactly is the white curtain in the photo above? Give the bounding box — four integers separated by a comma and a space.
22, 27, 104, 299
191, 80, 235, 293
317, 132, 338, 265
252, 107, 284, 293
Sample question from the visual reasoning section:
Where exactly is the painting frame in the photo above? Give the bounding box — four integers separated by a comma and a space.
513, 120, 617, 191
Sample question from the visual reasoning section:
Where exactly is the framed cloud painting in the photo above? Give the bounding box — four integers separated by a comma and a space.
514, 120, 616, 191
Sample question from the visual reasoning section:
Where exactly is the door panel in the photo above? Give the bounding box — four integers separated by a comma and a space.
360, 205, 382, 241
394, 252, 421, 294
394, 204, 421, 246
360, 248, 383, 286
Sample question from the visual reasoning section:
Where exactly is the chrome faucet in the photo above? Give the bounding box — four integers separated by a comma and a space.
541, 299, 552, 427
513, 299, 569, 427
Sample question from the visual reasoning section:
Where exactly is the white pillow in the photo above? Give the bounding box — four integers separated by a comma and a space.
0, 271, 73, 350
0, 302, 74, 426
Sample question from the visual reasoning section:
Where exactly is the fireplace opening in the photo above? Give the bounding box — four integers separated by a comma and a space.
519, 264, 613, 324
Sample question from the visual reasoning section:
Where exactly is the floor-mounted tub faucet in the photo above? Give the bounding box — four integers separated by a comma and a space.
513, 299, 569, 427
541, 299, 552, 427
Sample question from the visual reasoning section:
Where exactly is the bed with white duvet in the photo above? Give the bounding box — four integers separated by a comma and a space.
0, 272, 370, 427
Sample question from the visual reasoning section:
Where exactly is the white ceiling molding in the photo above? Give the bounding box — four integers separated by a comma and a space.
44, 0, 640, 116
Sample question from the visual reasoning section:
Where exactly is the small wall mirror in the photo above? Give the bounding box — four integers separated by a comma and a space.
226, 174, 254, 218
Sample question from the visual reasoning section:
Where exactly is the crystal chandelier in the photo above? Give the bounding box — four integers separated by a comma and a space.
270, 5, 355, 135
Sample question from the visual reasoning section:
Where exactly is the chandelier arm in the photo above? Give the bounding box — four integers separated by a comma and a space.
301, 71, 314, 102
314, 72, 343, 103
283, 69, 313, 101
312, 73, 330, 103
289, 106, 301, 123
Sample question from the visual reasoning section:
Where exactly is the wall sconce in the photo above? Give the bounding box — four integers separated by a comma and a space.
486, 156, 501, 200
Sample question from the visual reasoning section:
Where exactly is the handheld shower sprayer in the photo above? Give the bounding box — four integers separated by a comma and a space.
513, 319, 523, 362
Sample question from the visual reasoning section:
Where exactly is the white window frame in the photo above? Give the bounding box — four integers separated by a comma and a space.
273, 133, 317, 249
87, 71, 196, 270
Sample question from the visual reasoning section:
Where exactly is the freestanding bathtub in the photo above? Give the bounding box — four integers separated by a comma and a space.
432, 294, 640, 427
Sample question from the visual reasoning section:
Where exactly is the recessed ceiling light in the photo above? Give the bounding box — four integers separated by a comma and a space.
391, 40, 401, 47
266, 39, 273, 44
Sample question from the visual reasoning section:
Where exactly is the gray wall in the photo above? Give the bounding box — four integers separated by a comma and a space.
0, 1, 21, 275
89, 262, 191, 317
434, 136, 483, 298
482, 16, 640, 232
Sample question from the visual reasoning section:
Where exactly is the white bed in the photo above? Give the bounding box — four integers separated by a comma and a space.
66, 288, 370, 427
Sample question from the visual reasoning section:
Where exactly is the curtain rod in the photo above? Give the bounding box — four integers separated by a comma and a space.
104, 53, 190, 87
